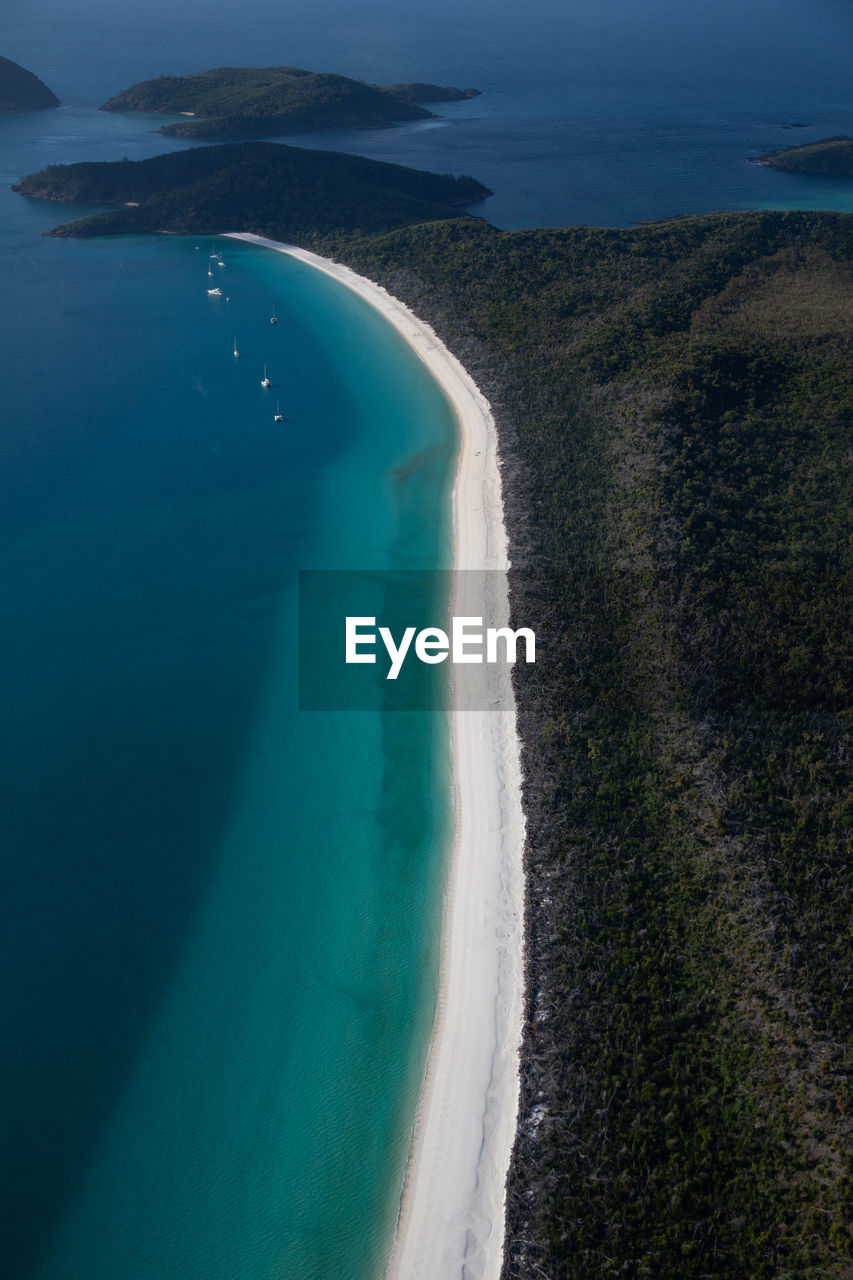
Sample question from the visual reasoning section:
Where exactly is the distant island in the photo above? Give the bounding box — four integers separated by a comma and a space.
0, 54, 59, 111
12, 141, 491, 241
381, 82, 480, 105
100, 65, 481, 139
756, 135, 853, 175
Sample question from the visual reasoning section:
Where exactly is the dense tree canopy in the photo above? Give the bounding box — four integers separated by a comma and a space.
13, 142, 491, 241
344, 210, 853, 1280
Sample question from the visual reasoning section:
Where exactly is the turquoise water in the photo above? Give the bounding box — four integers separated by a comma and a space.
1, 107, 455, 1278
5, 1, 853, 1275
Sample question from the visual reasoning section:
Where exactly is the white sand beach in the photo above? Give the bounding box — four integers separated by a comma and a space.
227, 233, 526, 1280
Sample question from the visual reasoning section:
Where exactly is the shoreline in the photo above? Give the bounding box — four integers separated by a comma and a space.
226, 233, 526, 1280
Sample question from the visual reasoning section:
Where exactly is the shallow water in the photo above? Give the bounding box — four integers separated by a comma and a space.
1, 130, 455, 1276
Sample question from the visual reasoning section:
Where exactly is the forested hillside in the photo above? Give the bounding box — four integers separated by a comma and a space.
344, 211, 853, 1279
99, 64, 471, 138
13, 143, 491, 241
759, 136, 853, 176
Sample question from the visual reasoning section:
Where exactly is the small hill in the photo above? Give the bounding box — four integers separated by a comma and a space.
12, 140, 492, 243
383, 82, 481, 105
99, 65, 477, 139
0, 55, 59, 111
342, 208, 853, 1280
756, 135, 853, 175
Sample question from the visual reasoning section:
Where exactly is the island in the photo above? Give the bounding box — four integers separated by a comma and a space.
382, 82, 481, 105
0, 54, 59, 111
756, 135, 853, 175
14, 140, 852, 1279
12, 142, 491, 241
99, 65, 481, 139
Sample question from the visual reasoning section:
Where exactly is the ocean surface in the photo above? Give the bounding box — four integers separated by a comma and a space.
4, 0, 853, 1276
0, 127, 455, 1280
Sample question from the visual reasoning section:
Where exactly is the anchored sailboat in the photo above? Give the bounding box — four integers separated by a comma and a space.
261, 364, 271, 389
274, 400, 283, 423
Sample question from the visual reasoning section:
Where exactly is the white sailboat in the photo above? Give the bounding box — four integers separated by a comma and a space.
274, 400, 283, 422
270, 304, 279, 326
261, 364, 271, 388
207, 286, 223, 296
233, 337, 240, 358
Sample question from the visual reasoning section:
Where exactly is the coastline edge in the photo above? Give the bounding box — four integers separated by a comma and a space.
225, 231, 527, 1280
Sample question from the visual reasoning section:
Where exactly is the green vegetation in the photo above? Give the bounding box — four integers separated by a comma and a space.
12, 142, 491, 241
0, 54, 58, 111
341, 211, 853, 1279
99, 65, 477, 139
758, 136, 853, 175
382, 82, 480, 105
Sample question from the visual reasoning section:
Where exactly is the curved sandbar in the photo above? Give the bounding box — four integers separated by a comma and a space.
227, 233, 526, 1280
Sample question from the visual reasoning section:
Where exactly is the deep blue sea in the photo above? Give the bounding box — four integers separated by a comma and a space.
3, 1, 853, 1276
